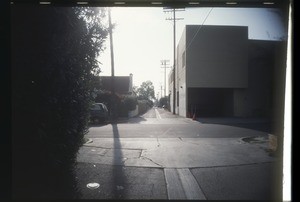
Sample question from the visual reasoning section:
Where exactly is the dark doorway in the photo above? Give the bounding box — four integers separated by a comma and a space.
188, 88, 233, 117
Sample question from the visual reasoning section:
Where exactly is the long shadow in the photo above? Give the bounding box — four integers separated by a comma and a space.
197, 117, 272, 133
112, 124, 127, 199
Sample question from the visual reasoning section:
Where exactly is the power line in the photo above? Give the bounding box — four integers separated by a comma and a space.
163, 8, 184, 114
186, 7, 214, 51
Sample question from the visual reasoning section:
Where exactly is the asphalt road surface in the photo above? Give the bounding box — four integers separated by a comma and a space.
86, 107, 268, 139
75, 107, 281, 200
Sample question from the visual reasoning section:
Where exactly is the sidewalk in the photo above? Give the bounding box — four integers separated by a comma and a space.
75, 135, 281, 200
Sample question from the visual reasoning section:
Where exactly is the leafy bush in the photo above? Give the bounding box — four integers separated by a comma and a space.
117, 95, 137, 117
11, 6, 108, 199
95, 92, 137, 118
138, 100, 150, 115
123, 95, 138, 111
95, 90, 113, 109
159, 96, 170, 110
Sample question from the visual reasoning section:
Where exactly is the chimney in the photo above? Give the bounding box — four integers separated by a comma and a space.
129, 73, 133, 93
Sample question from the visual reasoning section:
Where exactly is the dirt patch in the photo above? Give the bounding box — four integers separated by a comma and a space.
241, 136, 268, 144
241, 136, 278, 157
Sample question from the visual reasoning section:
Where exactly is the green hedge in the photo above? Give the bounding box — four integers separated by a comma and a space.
123, 95, 138, 111
138, 100, 149, 115
96, 93, 137, 118
12, 7, 108, 199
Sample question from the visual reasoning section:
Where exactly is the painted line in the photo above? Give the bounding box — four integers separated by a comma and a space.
164, 168, 186, 199
162, 127, 172, 136
155, 108, 162, 119
177, 168, 207, 200
164, 168, 206, 200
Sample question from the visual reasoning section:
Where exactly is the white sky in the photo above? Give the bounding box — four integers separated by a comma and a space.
97, 7, 287, 100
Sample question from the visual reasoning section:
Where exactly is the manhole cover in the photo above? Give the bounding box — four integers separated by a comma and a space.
87, 183, 100, 190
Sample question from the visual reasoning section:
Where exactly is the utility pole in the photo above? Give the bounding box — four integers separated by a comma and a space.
164, 8, 184, 114
160, 59, 170, 97
108, 8, 116, 120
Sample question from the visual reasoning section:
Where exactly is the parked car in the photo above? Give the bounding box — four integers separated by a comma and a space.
89, 103, 109, 124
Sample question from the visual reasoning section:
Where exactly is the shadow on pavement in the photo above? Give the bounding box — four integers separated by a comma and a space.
88, 116, 148, 126
197, 117, 273, 133
112, 124, 127, 199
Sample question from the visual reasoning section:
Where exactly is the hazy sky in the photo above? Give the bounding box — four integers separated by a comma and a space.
97, 7, 287, 99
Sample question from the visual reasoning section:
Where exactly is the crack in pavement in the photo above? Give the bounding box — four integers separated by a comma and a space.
177, 137, 201, 146
140, 156, 164, 167
120, 154, 164, 168
139, 150, 143, 158
82, 145, 144, 151
156, 137, 161, 147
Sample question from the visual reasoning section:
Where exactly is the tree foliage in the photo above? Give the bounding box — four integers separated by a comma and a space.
73, 7, 108, 75
122, 95, 138, 111
159, 96, 169, 109
135, 80, 155, 101
11, 6, 108, 199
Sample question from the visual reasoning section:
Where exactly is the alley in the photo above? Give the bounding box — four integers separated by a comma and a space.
75, 108, 281, 200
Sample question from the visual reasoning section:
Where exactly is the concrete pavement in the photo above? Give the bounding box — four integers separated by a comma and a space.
75, 108, 281, 200
78, 137, 274, 168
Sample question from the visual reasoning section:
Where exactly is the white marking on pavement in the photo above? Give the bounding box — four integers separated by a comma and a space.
155, 108, 162, 120
164, 169, 186, 199
162, 127, 172, 136
177, 168, 206, 200
164, 168, 206, 200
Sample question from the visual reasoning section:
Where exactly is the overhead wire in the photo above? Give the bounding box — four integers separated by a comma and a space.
185, 7, 214, 51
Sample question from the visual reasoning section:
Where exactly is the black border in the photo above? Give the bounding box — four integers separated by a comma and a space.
7, 0, 292, 201
2, 0, 11, 201
9, 0, 288, 8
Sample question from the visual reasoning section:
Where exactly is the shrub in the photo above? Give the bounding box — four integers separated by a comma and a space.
11, 6, 108, 199
117, 95, 137, 117
138, 100, 150, 115
159, 96, 170, 110
123, 95, 138, 111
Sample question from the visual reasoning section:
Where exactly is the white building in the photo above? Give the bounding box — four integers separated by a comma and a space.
169, 25, 286, 118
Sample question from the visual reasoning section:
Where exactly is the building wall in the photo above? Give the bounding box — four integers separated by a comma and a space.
233, 89, 248, 117
186, 25, 248, 88
174, 25, 248, 117
168, 68, 174, 113
233, 40, 284, 117
170, 25, 285, 118
176, 28, 187, 116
